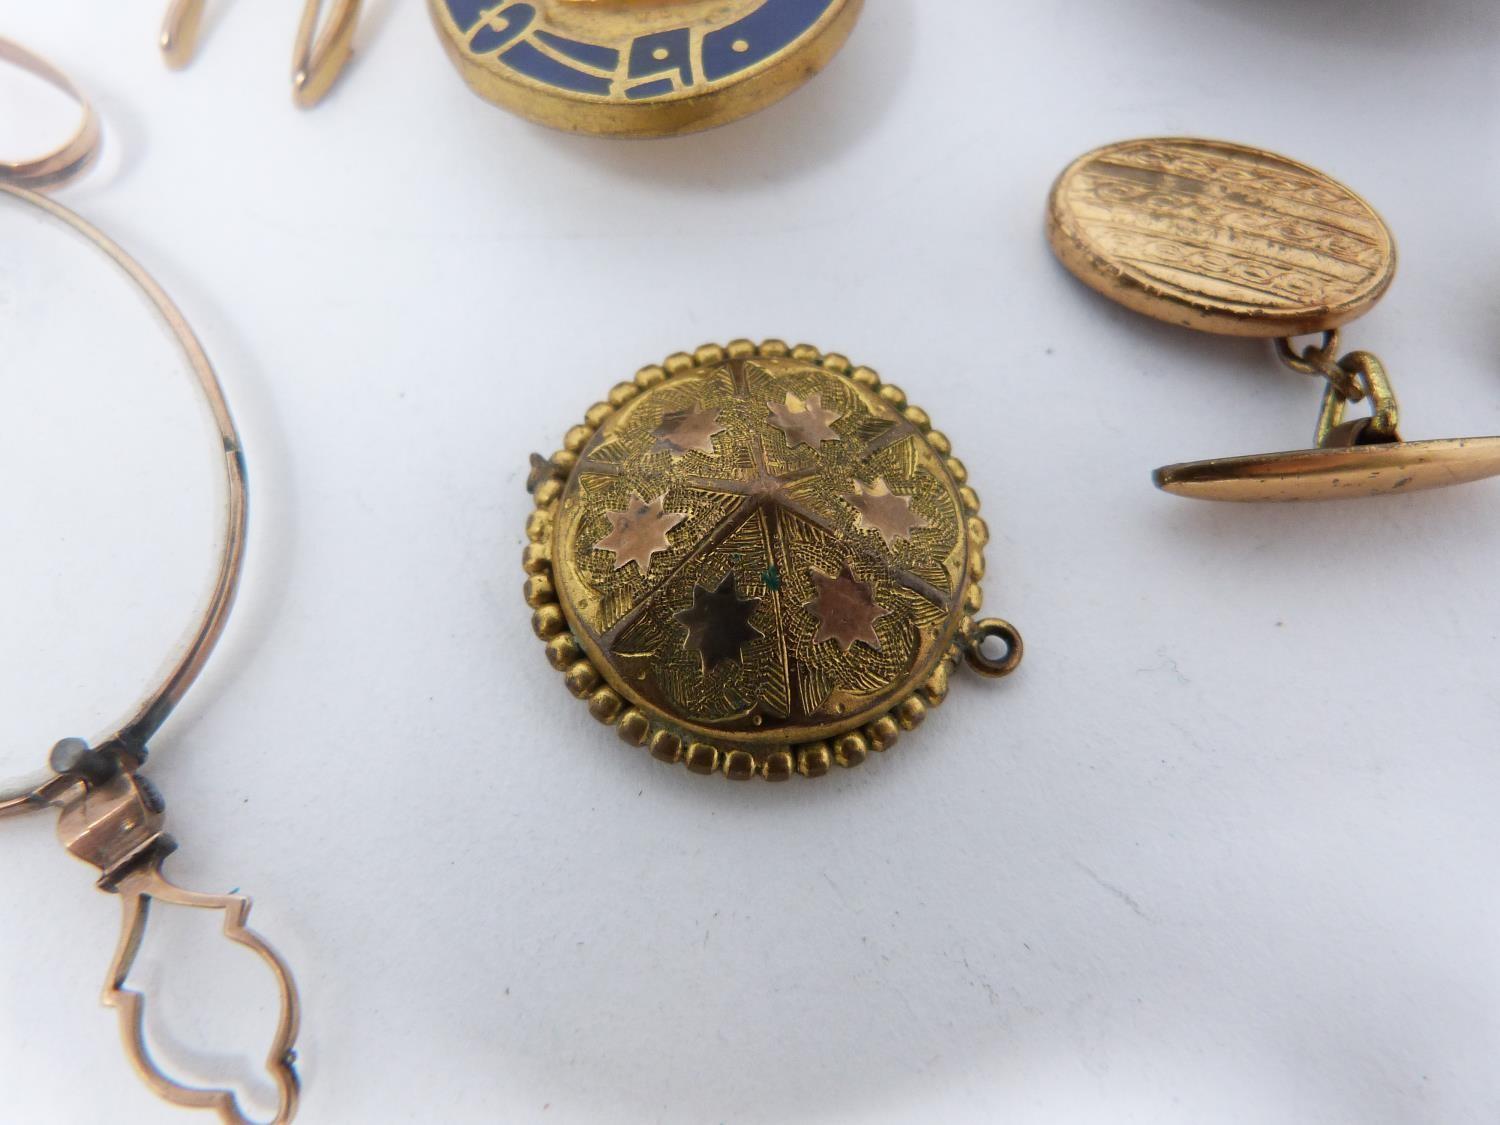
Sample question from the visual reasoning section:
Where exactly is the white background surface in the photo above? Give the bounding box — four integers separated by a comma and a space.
2, 2, 1499, 1122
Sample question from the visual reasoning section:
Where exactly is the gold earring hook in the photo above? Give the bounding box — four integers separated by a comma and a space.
0, 38, 102, 191
158, 0, 205, 69
160, 0, 364, 108
292, 0, 362, 107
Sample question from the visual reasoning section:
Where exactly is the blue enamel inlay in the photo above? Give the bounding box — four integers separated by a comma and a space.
627, 29, 693, 87
455, 0, 840, 102
703, 0, 832, 81
500, 41, 612, 94
467, 4, 534, 54
626, 78, 676, 101
443, 0, 500, 34
535, 30, 619, 72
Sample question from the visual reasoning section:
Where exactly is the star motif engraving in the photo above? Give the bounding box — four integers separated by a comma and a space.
585, 362, 966, 730
847, 477, 930, 547
767, 391, 843, 450
593, 494, 686, 577
805, 564, 892, 653
675, 572, 764, 674
653, 406, 726, 458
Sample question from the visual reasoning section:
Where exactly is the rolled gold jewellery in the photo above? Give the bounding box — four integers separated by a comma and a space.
161, 0, 363, 108
1, 40, 300, 1125
159, 0, 862, 132
1048, 137, 1500, 501
430, 0, 864, 137
0, 38, 101, 188
525, 341, 1023, 781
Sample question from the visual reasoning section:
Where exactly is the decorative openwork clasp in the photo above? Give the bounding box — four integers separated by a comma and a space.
46, 740, 302, 1125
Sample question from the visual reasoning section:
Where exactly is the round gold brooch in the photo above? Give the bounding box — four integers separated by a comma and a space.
1046, 137, 1500, 502
524, 341, 1022, 781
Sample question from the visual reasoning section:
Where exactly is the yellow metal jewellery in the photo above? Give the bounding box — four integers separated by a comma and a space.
0, 38, 100, 188
159, 0, 863, 135
1048, 137, 1500, 502
0, 40, 300, 1125
525, 342, 1023, 782
161, 0, 362, 108
429, 0, 864, 136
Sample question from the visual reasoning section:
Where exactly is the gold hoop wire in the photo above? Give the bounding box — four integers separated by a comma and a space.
0, 181, 248, 815
0, 37, 102, 191
0, 46, 299, 1125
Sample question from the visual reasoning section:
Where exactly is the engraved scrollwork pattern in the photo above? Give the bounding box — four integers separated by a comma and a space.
1059, 139, 1393, 316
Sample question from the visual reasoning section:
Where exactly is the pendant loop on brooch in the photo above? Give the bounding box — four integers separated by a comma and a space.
965, 619, 1025, 680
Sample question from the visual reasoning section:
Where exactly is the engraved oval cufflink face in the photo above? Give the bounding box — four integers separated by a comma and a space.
428, 0, 863, 137
523, 341, 1022, 782
1047, 137, 1500, 502
1047, 136, 1397, 339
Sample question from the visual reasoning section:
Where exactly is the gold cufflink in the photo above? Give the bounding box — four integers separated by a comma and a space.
1048, 137, 1500, 501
